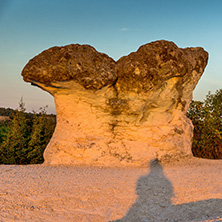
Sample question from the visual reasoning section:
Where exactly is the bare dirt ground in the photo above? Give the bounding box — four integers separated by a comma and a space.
0, 157, 222, 222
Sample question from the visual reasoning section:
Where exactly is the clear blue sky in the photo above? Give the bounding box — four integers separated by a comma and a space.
0, 0, 222, 113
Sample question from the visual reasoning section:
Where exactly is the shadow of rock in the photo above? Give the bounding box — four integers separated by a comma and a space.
113, 159, 222, 222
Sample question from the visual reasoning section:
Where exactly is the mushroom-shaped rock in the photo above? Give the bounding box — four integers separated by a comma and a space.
22, 44, 117, 90
22, 41, 208, 166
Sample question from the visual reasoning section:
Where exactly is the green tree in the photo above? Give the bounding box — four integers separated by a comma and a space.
27, 106, 55, 164
0, 100, 56, 165
0, 121, 9, 144
187, 89, 222, 159
0, 99, 30, 164
0, 107, 15, 116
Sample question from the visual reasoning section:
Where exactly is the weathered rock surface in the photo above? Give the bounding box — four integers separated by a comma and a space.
22, 40, 208, 166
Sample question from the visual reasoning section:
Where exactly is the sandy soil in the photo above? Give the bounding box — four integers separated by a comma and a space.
0, 157, 222, 222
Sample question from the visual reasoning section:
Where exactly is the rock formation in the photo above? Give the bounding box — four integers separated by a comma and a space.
22, 40, 208, 166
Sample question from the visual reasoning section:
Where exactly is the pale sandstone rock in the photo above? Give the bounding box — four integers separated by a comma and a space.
22, 40, 208, 166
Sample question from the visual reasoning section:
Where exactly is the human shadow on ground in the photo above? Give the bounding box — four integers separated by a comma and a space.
113, 159, 222, 222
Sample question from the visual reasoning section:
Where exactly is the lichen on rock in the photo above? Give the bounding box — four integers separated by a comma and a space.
22, 40, 208, 166
22, 44, 117, 90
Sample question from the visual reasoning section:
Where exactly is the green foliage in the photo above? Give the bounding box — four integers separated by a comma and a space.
187, 89, 222, 159
0, 99, 56, 164
0, 107, 16, 117
0, 99, 30, 164
27, 107, 55, 164
0, 121, 9, 144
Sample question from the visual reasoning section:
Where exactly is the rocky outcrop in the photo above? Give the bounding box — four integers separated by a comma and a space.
22, 40, 208, 166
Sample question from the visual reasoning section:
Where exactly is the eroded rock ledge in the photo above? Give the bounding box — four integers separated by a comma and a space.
22, 40, 208, 166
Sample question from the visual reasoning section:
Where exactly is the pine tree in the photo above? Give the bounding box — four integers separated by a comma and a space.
0, 98, 30, 164
27, 106, 55, 164
0, 121, 9, 144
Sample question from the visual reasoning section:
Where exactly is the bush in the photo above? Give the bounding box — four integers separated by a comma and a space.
187, 89, 222, 159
